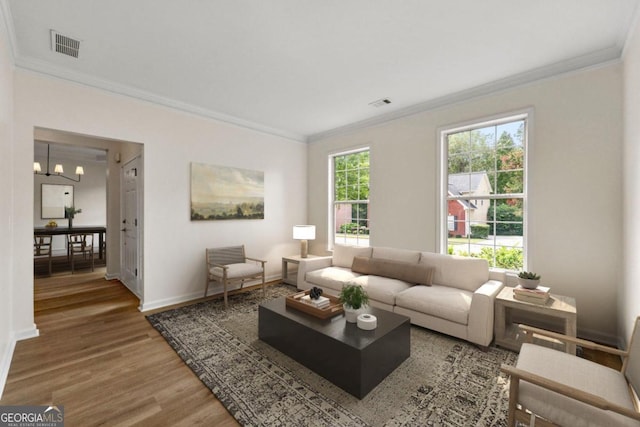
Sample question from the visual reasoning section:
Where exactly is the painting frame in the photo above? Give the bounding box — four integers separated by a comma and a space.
41, 183, 74, 219
190, 163, 264, 221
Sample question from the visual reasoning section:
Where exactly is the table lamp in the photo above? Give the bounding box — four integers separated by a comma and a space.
293, 225, 315, 258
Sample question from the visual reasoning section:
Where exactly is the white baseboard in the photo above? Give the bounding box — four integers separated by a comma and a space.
104, 273, 120, 281
140, 291, 204, 312
14, 325, 40, 341
0, 339, 16, 400
140, 274, 281, 312
0, 325, 39, 399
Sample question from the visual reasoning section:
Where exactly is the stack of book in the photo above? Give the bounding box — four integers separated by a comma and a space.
301, 294, 330, 309
513, 285, 551, 305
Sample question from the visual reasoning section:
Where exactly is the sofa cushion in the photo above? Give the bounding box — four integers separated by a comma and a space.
371, 247, 421, 263
351, 275, 413, 306
305, 267, 362, 292
395, 285, 472, 325
332, 244, 373, 268
419, 252, 489, 292
352, 256, 433, 286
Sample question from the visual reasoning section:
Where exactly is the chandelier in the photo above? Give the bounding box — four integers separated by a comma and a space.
33, 144, 84, 182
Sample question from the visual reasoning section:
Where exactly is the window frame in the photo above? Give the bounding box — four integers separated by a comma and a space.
437, 110, 531, 271
328, 146, 371, 249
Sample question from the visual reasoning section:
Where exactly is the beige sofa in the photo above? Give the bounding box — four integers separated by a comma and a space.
297, 245, 505, 347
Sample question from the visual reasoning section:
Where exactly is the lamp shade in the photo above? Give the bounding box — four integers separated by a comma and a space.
75, 166, 85, 175
33, 162, 41, 173
54, 164, 64, 174
293, 225, 316, 240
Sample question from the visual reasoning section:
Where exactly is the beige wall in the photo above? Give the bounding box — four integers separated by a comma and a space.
622, 20, 640, 344
0, 4, 14, 398
309, 64, 623, 343
9, 69, 308, 339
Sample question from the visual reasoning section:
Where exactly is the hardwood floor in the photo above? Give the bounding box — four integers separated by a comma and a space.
34, 253, 107, 277
2, 272, 622, 426
1, 270, 238, 426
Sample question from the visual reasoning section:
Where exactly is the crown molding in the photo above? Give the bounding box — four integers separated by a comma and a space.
14, 56, 307, 143
308, 46, 623, 143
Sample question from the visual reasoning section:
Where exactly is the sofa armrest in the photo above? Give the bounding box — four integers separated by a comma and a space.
467, 279, 505, 346
296, 256, 333, 290
489, 269, 506, 283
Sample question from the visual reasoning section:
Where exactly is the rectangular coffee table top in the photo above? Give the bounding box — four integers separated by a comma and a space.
260, 297, 409, 350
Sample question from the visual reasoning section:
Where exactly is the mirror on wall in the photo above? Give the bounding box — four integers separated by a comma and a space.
41, 184, 74, 219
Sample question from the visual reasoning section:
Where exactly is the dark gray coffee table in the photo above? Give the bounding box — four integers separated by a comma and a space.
258, 297, 410, 398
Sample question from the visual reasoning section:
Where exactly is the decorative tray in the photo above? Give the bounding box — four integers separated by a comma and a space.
285, 290, 344, 319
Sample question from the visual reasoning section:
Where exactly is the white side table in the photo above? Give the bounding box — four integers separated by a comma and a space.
281, 255, 320, 287
495, 286, 577, 354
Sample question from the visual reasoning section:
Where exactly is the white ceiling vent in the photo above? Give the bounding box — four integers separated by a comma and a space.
368, 98, 391, 108
50, 30, 80, 58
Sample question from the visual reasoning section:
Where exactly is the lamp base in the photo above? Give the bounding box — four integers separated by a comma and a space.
300, 240, 308, 258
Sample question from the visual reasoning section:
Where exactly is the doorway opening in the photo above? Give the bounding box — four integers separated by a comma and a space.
32, 127, 144, 307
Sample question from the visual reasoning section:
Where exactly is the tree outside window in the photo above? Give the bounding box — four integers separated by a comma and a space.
332, 149, 370, 247
443, 116, 527, 270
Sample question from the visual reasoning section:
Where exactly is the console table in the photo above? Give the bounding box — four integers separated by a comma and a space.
494, 286, 577, 354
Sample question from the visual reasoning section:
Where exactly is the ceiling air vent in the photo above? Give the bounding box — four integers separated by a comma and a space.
50, 30, 80, 58
368, 98, 391, 108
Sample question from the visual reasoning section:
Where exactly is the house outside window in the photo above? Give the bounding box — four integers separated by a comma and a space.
440, 113, 528, 270
330, 148, 370, 248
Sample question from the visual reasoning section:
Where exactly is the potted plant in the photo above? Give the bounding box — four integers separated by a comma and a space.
64, 206, 82, 228
517, 271, 541, 289
339, 283, 369, 323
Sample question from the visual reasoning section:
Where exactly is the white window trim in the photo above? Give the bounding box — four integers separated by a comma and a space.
328, 145, 371, 250
436, 108, 533, 271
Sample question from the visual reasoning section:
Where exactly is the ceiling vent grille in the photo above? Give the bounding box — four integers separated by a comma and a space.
50, 30, 80, 58
368, 98, 391, 108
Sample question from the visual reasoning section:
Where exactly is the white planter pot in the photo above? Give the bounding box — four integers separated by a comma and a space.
518, 278, 540, 289
344, 305, 361, 323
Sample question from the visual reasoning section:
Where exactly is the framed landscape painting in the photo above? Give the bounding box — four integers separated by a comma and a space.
190, 163, 264, 220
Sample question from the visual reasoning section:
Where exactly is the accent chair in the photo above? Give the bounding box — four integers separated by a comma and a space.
205, 245, 266, 307
501, 318, 640, 426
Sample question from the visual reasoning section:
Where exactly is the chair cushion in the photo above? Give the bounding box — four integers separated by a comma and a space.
332, 244, 372, 268
350, 275, 412, 306
210, 262, 263, 279
395, 285, 472, 325
351, 256, 433, 286
419, 252, 488, 292
305, 267, 362, 292
517, 343, 640, 427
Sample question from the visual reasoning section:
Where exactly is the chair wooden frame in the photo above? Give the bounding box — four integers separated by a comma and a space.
501, 321, 640, 426
34, 235, 53, 276
205, 246, 266, 308
68, 233, 95, 273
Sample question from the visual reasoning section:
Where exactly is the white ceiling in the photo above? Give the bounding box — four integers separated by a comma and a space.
4, 1, 639, 142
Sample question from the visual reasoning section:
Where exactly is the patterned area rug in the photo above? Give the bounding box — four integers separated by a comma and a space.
147, 284, 518, 426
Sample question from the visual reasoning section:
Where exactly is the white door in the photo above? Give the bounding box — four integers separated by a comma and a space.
121, 156, 142, 297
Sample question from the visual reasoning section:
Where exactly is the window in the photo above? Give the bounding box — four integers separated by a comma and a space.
440, 114, 528, 270
331, 148, 370, 247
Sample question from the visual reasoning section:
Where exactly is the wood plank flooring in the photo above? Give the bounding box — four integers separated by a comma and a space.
1, 271, 622, 426
1, 270, 238, 426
